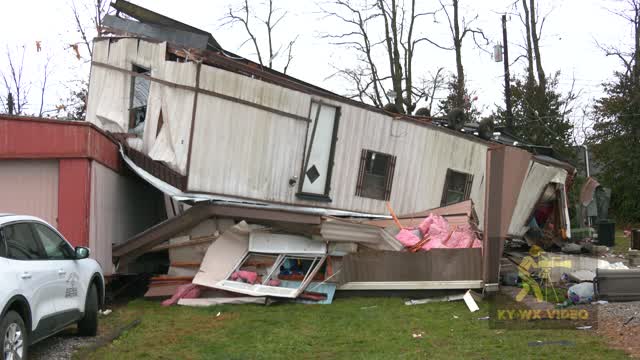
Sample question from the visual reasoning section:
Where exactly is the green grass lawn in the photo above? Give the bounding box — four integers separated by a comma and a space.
80, 297, 628, 360
612, 229, 630, 255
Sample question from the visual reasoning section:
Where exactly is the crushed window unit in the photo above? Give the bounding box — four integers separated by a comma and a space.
130, 64, 151, 134
297, 101, 340, 201
355, 149, 396, 201
441, 169, 474, 206
216, 253, 327, 298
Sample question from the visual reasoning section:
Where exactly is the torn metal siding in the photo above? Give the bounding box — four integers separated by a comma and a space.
86, 38, 490, 217
320, 218, 403, 251
121, 147, 389, 218
0, 160, 59, 227
507, 160, 569, 237
86, 38, 196, 173
188, 91, 309, 204
187, 56, 489, 218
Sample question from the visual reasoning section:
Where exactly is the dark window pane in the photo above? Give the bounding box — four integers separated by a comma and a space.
130, 65, 151, 131
366, 152, 390, 176
359, 150, 393, 200
443, 169, 473, 205
449, 172, 467, 193
4, 223, 44, 260
0, 232, 6, 258
32, 224, 74, 260
446, 190, 465, 204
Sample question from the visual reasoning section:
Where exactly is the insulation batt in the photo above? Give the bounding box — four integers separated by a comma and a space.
230, 270, 259, 284
161, 284, 202, 306
395, 214, 481, 251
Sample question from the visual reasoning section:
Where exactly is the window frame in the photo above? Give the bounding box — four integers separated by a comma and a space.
440, 169, 474, 206
296, 100, 341, 202
355, 149, 397, 201
129, 63, 151, 132
0, 221, 49, 261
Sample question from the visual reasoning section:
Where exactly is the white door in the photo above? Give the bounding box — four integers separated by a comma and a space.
31, 223, 84, 315
300, 103, 338, 195
1, 223, 58, 333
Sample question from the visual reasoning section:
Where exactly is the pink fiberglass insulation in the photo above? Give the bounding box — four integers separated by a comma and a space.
394, 214, 481, 251
230, 270, 259, 284
395, 229, 421, 247
161, 284, 202, 306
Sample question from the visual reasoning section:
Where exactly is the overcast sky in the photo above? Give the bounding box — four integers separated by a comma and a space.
0, 0, 633, 134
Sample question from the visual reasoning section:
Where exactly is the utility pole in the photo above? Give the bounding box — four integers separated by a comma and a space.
502, 15, 513, 132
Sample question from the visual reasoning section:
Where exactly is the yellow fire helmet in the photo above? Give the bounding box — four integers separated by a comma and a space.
529, 245, 543, 257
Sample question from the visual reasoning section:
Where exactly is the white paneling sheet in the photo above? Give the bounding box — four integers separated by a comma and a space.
86, 39, 196, 173
508, 161, 568, 237
0, 160, 58, 227
249, 232, 327, 254
89, 161, 164, 275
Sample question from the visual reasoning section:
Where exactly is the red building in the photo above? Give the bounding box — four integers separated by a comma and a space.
0, 115, 163, 275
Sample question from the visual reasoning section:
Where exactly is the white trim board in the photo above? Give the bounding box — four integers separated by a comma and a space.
337, 280, 484, 290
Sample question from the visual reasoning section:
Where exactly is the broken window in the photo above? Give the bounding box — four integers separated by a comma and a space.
441, 169, 474, 206
130, 64, 151, 134
208, 231, 327, 298
355, 149, 396, 201
217, 252, 327, 298
297, 101, 340, 201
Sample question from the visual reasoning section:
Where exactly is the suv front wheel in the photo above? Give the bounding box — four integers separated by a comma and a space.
77, 284, 98, 337
1, 310, 27, 360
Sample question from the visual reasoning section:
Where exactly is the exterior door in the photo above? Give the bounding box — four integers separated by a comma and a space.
31, 223, 83, 315
1, 223, 58, 333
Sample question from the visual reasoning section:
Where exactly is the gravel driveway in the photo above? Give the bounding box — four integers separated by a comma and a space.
29, 327, 101, 360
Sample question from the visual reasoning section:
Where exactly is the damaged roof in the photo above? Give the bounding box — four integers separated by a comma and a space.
110, 0, 222, 51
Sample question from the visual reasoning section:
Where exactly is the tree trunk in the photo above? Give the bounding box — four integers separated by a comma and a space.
389, 0, 405, 112
453, 0, 464, 109
633, 0, 640, 85
529, 0, 546, 90
403, 0, 417, 114
522, 0, 535, 85
379, 0, 398, 108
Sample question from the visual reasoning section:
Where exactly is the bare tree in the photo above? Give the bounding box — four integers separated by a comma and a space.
519, 0, 535, 84
427, 67, 446, 114
528, 0, 546, 90
321, 0, 438, 114
70, 0, 110, 59
221, 0, 298, 73
1, 46, 30, 115
438, 0, 488, 108
596, 0, 640, 83
38, 55, 54, 117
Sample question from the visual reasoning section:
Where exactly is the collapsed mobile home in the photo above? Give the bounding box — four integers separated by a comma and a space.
82, 1, 574, 298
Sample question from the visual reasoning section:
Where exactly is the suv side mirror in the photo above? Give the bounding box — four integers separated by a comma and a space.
75, 247, 90, 260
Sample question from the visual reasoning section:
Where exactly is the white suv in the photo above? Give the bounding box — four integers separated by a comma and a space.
0, 215, 105, 360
